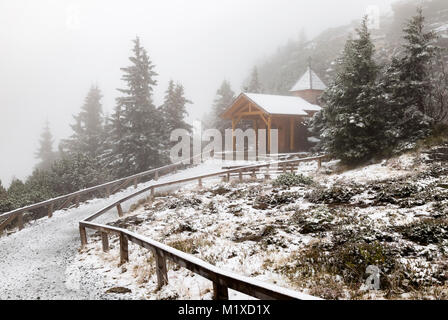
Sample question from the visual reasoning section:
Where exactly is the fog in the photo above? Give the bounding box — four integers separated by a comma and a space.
0, 0, 394, 186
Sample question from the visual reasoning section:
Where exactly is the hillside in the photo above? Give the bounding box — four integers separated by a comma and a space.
69, 144, 448, 300
252, 0, 448, 95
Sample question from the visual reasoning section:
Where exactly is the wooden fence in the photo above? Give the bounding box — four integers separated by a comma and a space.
79, 154, 328, 300
0, 154, 204, 235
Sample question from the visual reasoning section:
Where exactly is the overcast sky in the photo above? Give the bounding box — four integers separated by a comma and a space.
0, 0, 395, 186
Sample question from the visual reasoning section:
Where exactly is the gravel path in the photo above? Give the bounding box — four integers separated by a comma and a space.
0, 162, 223, 300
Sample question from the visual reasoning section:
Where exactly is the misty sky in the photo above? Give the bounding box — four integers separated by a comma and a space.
0, 0, 395, 186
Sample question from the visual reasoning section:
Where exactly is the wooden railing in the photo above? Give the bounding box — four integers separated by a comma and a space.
79, 154, 328, 300
0, 154, 203, 236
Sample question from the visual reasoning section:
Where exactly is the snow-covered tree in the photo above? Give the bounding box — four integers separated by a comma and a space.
0, 180, 6, 199
0, 179, 10, 213
315, 17, 385, 163
426, 48, 448, 123
62, 85, 105, 158
49, 153, 112, 194
243, 66, 263, 93
380, 8, 437, 150
104, 37, 163, 177
160, 80, 192, 133
208, 80, 235, 133
160, 80, 192, 157
35, 121, 57, 170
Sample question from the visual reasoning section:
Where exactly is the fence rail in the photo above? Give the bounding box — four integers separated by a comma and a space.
0, 153, 204, 235
79, 154, 328, 300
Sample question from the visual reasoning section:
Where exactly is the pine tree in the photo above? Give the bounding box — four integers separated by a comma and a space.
210, 80, 235, 133
35, 121, 56, 170
0, 179, 10, 213
380, 8, 436, 150
106, 37, 163, 177
243, 66, 263, 93
426, 50, 448, 122
161, 80, 192, 133
62, 85, 105, 158
6, 178, 28, 208
316, 17, 384, 163
0, 179, 6, 199
160, 80, 192, 154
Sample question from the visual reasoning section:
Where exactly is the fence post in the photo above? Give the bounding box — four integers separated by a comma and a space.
134, 178, 138, 189
264, 166, 270, 181
119, 232, 129, 265
283, 164, 286, 173
75, 195, 81, 208
150, 187, 155, 202
213, 282, 229, 300
198, 178, 203, 187
238, 170, 243, 182
251, 169, 256, 179
155, 251, 168, 289
101, 232, 109, 252
106, 186, 111, 198
48, 203, 54, 218
80, 225, 87, 247
117, 203, 124, 217
155, 170, 159, 181
17, 213, 24, 231
317, 158, 322, 169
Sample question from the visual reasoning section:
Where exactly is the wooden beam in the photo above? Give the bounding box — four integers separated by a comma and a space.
259, 113, 269, 126
155, 250, 168, 289
117, 203, 124, 217
236, 111, 265, 116
58, 196, 73, 211
267, 116, 271, 154
232, 118, 236, 153
120, 233, 129, 265
17, 212, 23, 230
48, 203, 54, 218
101, 232, 109, 252
253, 119, 258, 160
80, 225, 87, 247
0, 214, 17, 234
213, 282, 229, 300
290, 117, 294, 151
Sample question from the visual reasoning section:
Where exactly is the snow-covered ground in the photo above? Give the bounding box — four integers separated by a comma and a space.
69, 151, 448, 300
0, 159, 239, 300
3, 151, 447, 300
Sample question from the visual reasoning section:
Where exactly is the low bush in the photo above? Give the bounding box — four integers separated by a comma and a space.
253, 191, 300, 209
272, 173, 313, 188
397, 219, 448, 245
305, 184, 361, 204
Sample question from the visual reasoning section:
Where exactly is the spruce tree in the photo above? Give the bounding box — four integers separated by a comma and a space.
244, 66, 263, 93
317, 17, 383, 163
7, 178, 28, 208
35, 121, 56, 170
210, 80, 235, 133
106, 37, 162, 177
161, 80, 192, 133
0, 179, 10, 213
380, 8, 436, 150
63, 85, 104, 158
0, 179, 6, 199
160, 80, 192, 155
